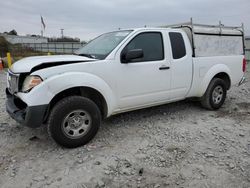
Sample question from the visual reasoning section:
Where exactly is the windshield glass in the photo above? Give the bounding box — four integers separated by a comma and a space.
75, 30, 132, 60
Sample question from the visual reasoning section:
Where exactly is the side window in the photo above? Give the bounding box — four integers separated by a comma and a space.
169, 32, 186, 59
122, 32, 164, 62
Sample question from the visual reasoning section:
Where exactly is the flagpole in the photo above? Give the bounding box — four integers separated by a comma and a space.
40, 15, 46, 37
40, 15, 43, 37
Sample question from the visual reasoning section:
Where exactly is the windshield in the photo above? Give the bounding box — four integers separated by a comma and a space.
75, 30, 132, 60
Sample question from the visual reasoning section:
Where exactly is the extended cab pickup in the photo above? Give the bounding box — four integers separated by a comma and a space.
6, 22, 246, 148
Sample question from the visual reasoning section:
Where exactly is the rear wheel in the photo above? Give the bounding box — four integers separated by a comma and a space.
47, 96, 101, 148
201, 78, 227, 110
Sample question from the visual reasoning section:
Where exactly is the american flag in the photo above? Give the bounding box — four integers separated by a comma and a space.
41, 16, 46, 30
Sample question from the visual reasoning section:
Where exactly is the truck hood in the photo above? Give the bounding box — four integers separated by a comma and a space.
10, 55, 95, 73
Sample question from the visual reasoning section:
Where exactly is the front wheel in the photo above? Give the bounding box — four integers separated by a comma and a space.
47, 96, 101, 148
201, 78, 227, 110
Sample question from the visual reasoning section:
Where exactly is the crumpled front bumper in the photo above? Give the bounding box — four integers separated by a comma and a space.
5, 89, 48, 128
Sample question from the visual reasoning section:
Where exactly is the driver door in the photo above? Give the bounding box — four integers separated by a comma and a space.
115, 31, 171, 111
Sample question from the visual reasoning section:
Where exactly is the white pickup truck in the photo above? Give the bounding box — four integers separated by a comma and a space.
6, 21, 246, 148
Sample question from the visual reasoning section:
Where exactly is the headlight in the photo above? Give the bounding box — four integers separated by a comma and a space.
22, 75, 43, 92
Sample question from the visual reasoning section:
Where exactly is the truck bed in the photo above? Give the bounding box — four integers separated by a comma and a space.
187, 55, 244, 97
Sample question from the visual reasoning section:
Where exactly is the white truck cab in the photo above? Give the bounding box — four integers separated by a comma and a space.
6, 21, 246, 148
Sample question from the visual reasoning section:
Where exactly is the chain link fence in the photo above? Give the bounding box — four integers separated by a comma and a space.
0, 42, 84, 59
21, 42, 83, 54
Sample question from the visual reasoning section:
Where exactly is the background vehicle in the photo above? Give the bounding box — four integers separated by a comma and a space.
6, 20, 246, 148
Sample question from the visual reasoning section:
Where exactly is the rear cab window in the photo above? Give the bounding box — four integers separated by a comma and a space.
169, 32, 186, 59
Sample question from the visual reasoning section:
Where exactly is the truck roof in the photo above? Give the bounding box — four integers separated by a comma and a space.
118, 27, 181, 33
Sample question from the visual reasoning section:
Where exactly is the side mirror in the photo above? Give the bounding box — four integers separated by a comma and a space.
121, 49, 143, 63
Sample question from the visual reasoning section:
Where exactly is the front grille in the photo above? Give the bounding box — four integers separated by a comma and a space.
7, 71, 20, 94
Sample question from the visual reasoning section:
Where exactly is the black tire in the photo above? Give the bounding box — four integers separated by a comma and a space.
47, 96, 101, 148
201, 78, 227, 110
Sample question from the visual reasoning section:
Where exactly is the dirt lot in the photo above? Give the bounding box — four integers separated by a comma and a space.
0, 68, 249, 188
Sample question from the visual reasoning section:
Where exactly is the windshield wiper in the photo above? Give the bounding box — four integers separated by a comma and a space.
75, 53, 95, 59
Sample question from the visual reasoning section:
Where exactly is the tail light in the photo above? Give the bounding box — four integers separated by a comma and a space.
243, 57, 246, 73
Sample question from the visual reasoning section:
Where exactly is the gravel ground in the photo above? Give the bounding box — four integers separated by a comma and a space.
0, 68, 249, 188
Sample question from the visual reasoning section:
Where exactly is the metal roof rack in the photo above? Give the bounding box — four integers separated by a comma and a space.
161, 18, 244, 33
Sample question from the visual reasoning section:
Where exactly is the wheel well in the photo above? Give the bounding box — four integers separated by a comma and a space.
44, 87, 108, 122
213, 72, 231, 90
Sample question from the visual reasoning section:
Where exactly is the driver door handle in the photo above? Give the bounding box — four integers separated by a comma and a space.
159, 66, 170, 70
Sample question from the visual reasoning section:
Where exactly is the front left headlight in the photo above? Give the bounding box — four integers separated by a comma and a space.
22, 75, 43, 92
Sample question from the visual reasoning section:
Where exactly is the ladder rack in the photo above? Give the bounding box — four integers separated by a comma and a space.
161, 18, 244, 33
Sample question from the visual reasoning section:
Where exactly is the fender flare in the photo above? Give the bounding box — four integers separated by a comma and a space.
199, 64, 231, 96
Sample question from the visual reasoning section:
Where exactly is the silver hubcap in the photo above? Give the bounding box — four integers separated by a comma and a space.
62, 110, 92, 139
212, 85, 224, 104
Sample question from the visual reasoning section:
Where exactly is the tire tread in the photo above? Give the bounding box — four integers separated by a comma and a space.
47, 96, 101, 148
201, 78, 226, 110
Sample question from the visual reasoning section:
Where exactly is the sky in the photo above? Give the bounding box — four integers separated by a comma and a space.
0, 0, 249, 41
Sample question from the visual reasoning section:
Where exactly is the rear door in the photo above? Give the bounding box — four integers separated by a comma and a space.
168, 31, 193, 99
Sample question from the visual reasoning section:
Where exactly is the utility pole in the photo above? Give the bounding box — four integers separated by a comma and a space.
60, 29, 64, 38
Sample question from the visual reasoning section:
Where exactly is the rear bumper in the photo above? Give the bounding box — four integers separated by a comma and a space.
238, 76, 246, 86
6, 89, 48, 128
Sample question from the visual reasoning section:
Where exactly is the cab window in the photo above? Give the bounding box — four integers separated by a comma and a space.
122, 32, 164, 62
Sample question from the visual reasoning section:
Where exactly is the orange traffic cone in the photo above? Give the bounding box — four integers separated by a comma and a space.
0, 59, 3, 70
